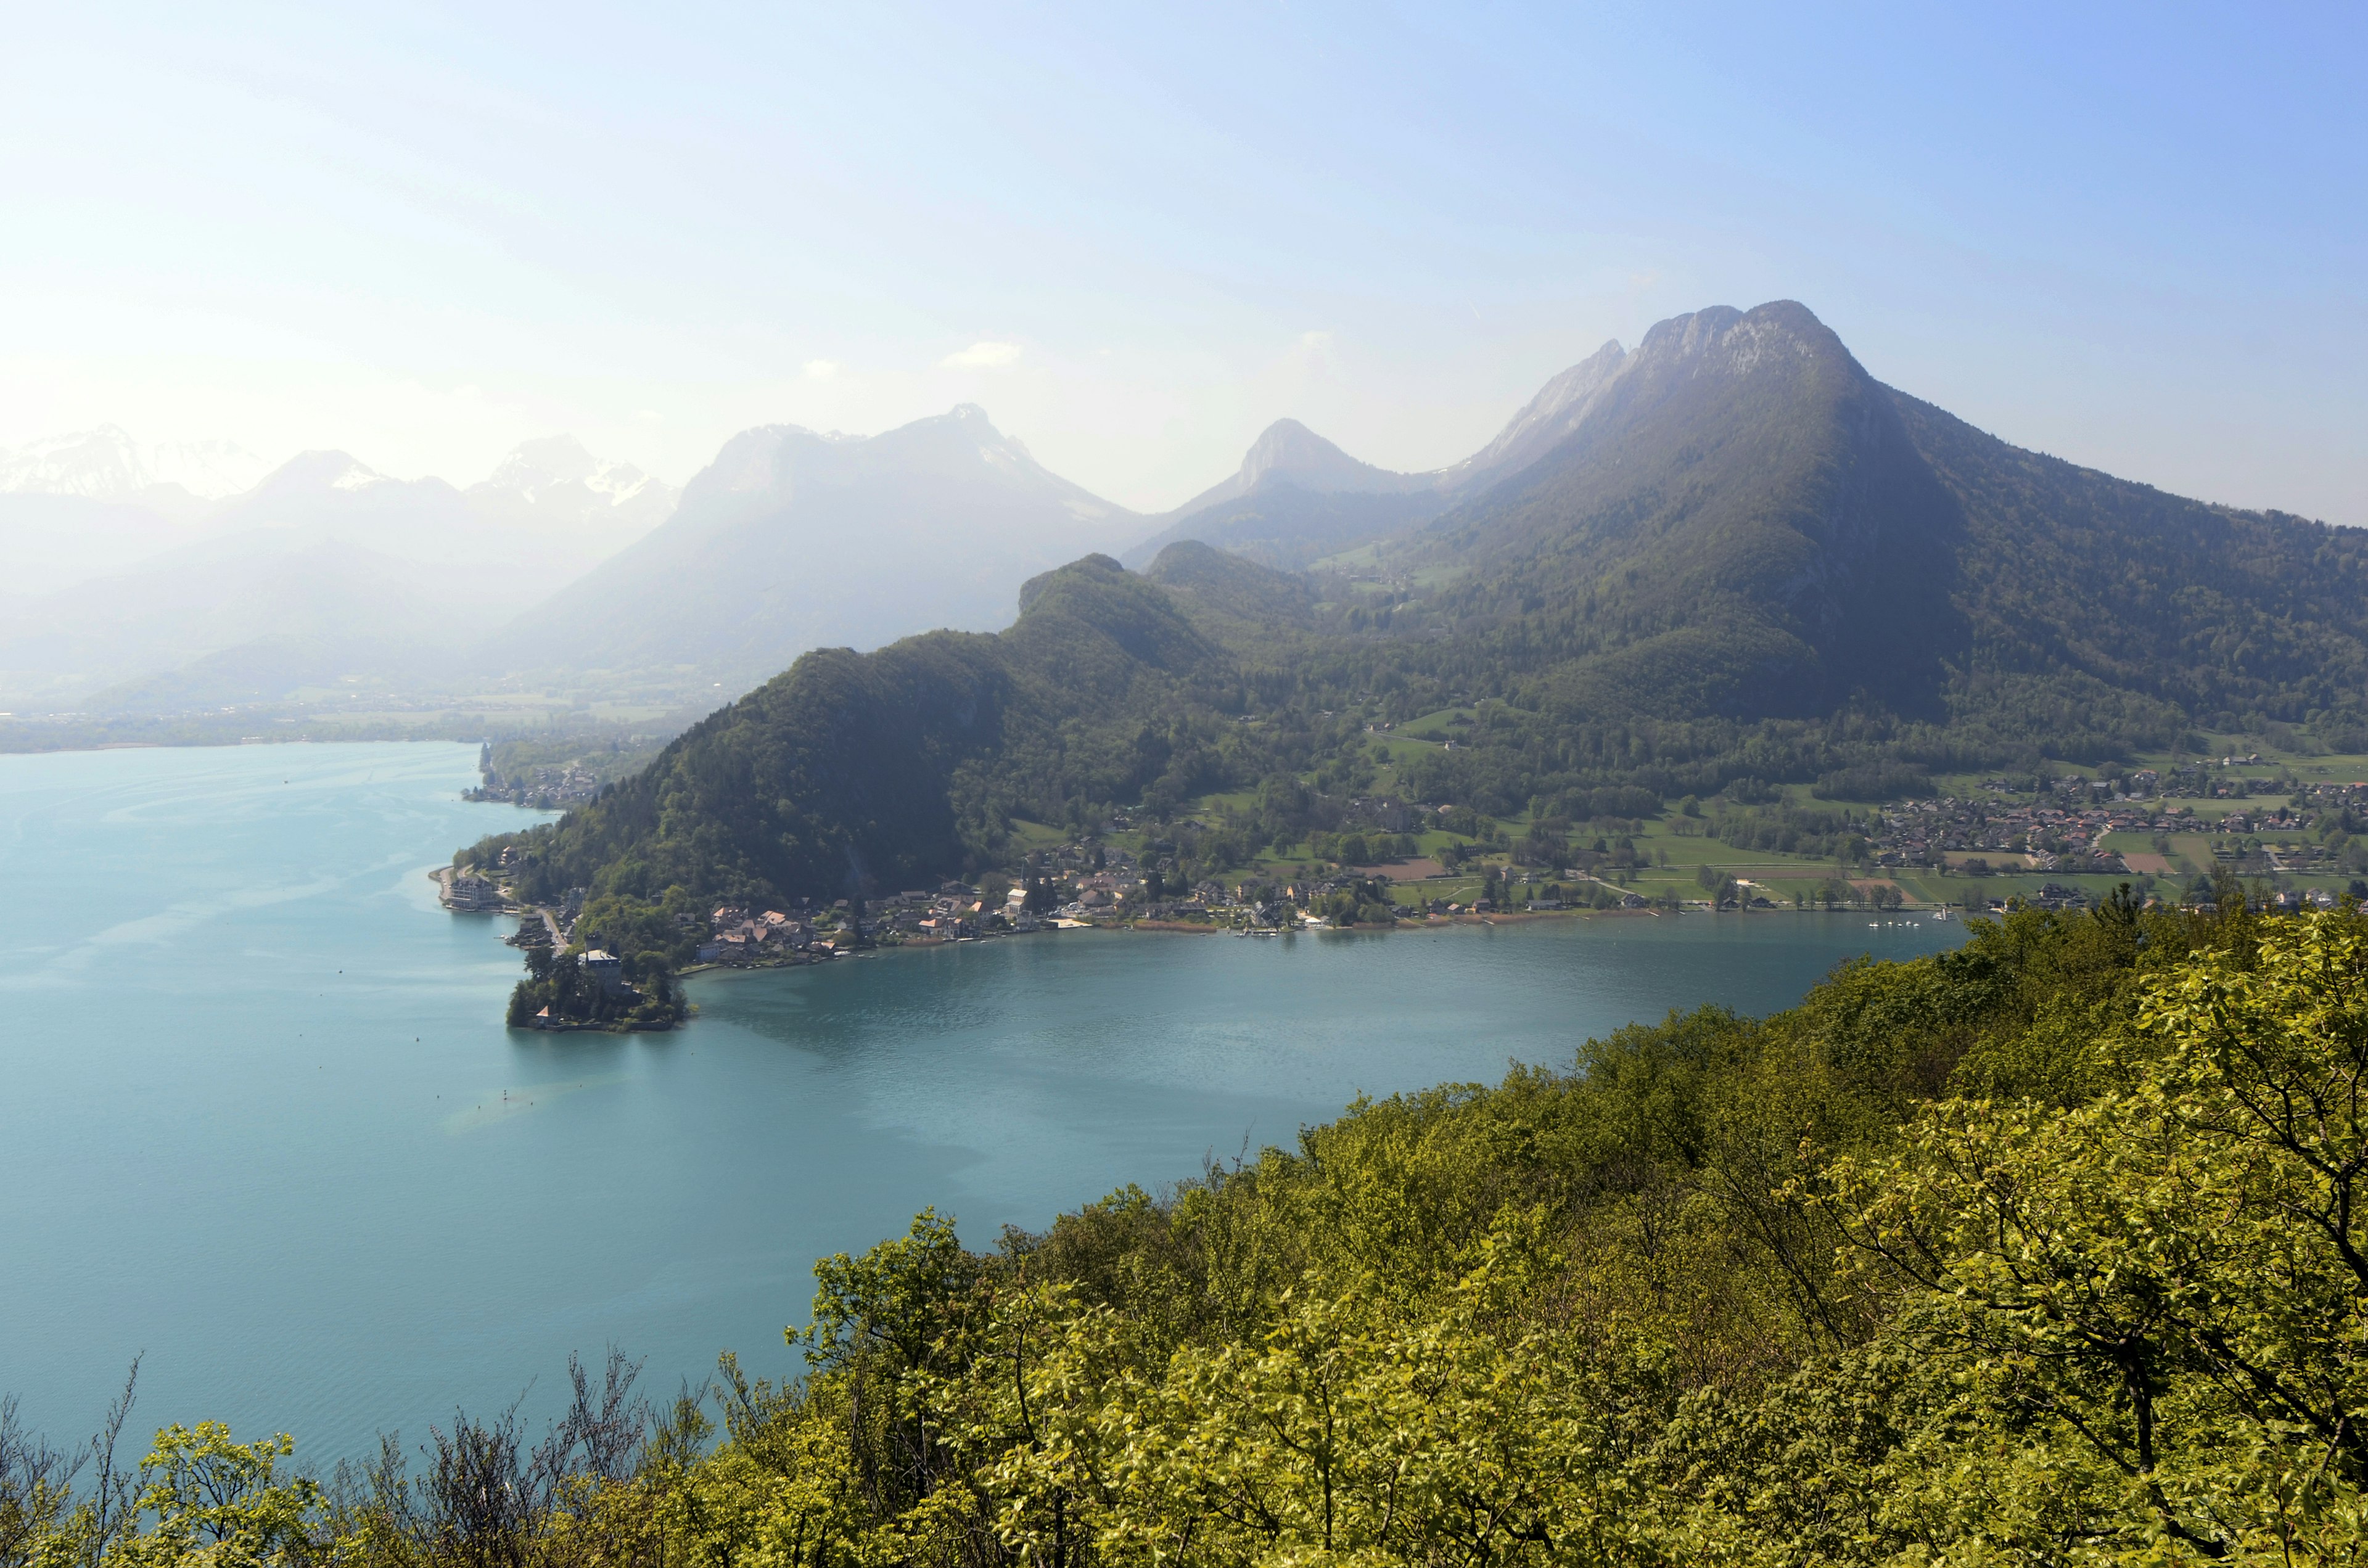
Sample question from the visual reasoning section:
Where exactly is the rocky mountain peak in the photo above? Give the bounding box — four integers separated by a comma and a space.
1236, 419, 1386, 491
1626, 300, 1852, 380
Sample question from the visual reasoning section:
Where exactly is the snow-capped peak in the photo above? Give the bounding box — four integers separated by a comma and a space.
329, 458, 386, 492
0, 426, 269, 500
485, 435, 665, 509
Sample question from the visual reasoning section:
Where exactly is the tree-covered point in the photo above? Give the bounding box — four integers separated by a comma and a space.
18, 896, 2368, 1564
504, 945, 686, 1032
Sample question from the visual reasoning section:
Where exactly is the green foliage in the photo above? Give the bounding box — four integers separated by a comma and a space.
504, 556, 1285, 909
1709, 799, 1870, 860
113, 1424, 323, 1568
31, 908, 2368, 1562
1811, 761, 1934, 801
504, 943, 686, 1031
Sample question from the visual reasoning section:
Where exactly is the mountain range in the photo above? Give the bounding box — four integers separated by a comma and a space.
14, 298, 2364, 782
0, 337, 1778, 712
504, 299, 2368, 915
0, 330, 1791, 712
0, 425, 271, 504
0, 406, 1145, 711
0, 434, 680, 707
1118, 339, 1636, 571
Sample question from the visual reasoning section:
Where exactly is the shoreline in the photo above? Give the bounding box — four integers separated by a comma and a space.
681, 904, 1965, 975
438, 866, 1967, 1010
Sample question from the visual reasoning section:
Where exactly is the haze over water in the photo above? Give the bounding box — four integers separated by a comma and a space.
0, 742, 1967, 1463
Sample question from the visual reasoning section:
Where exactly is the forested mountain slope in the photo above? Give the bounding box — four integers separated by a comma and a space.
510, 556, 1248, 906
1405, 301, 1966, 721
1301, 301, 2368, 749
1120, 481, 1446, 572
1140, 538, 1318, 631
1893, 387, 2368, 731
1118, 300, 2368, 762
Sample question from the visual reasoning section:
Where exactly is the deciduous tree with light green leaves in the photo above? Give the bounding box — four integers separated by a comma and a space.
1823, 910, 2368, 1562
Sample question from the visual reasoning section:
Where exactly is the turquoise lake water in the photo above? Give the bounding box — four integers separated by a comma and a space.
0, 741, 1970, 1464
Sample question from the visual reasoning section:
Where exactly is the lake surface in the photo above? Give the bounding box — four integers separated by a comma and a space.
0, 741, 1969, 1464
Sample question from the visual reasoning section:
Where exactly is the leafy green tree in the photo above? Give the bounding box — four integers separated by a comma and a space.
1826, 911, 2368, 1558
112, 1424, 324, 1568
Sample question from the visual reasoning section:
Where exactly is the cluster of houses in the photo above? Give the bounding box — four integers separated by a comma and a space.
872, 884, 1034, 940
697, 906, 823, 963
1862, 776, 2368, 886
1865, 794, 2159, 874
692, 884, 1048, 965
2160, 757, 2269, 796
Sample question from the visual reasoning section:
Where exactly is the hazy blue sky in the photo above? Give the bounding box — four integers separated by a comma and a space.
4, 2, 2361, 518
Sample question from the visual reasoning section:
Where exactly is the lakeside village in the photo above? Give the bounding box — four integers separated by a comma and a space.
440, 753, 2368, 1031
1856, 766, 2368, 900
461, 742, 612, 811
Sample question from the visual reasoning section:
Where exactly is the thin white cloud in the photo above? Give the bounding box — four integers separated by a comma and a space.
803, 358, 841, 380
940, 340, 1021, 369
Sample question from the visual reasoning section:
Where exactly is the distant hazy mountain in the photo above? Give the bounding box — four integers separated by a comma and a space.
0, 533, 505, 708
0, 424, 269, 502
1169, 419, 1434, 518
475, 405, 1135, 684
0, 425, 266, 596
204, 440, 678, 572
1122, 421, 1446, 570
0, 433, 674, 709
1121, 351, 1642, 570
466, 435, 679, 557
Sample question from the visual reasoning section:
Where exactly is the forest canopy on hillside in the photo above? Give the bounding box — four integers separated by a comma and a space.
12, 895, 2368, 1564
